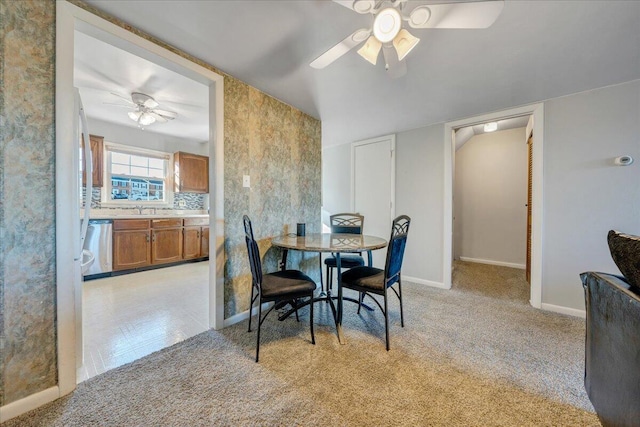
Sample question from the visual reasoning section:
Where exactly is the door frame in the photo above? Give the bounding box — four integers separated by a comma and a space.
55, 0, 224, 399
444, 103, 544, 308
350, 134, 396, 220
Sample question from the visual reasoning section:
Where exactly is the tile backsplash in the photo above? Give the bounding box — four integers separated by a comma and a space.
83, 187, 206, 211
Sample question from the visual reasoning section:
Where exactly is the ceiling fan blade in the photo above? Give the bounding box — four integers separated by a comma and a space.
143, 98, 159, 109
152, 109, 177, 120
332, 0, 375, 14
311, 28, 371, 69
408, 0, 504, 29
148, 112, 169, 123
103, 102, 134, 109
382, 45, 407, 79
109, 92, 135, 105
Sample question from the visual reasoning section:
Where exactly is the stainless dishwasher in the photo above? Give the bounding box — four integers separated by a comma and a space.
83, 219, 113, 277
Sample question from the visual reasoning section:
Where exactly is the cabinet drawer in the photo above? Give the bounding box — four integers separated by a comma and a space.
184, 217, 209, 226
113, 219, 150, 231
152, 218, 183, 228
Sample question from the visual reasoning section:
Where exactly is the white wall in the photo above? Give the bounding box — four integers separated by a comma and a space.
454, 128, 528, 267
396, 125, 444, 284
87, 117, 208, 156
322, 79, 640, 313
321, 142, 351, 218
543, 80, 640, 309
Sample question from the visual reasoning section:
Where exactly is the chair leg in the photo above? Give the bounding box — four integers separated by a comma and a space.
357, 291, 363, 314
248, 286, 255, 332
384, 289, 390, 351
398, 278, 404, 328
319, 252, 324, 293
310, 294, 315, 345
295, 304, 300, 322
256, 299, 263, 362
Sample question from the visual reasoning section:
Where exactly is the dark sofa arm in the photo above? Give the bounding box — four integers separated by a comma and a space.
580, 272, 640, 427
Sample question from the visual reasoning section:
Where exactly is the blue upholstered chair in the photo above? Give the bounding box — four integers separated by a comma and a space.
244, 215, 316, 362
324, 213, 366, 292
340, 215, 411, 350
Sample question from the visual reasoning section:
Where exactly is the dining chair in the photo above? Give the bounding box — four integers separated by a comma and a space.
243, 215, 316, 362
340, 215, 411, 350
324, 213, 366, 292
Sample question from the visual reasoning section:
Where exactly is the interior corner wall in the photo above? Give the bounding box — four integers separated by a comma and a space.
396, 125, 445, 284
0, 0, 57, 406
542, 79, 640, 309
454, 128, 528, 266
223, 76, 322, 319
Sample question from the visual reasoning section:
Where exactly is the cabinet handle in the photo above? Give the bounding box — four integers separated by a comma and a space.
152, 233, 156, 242
197, 231, 200, 239
146, 233, 150, 242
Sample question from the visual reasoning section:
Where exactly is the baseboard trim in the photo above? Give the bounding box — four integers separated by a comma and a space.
403, 276, 449, 289
223, 302, 273, 328
540, 303, 586, 319
0, 386, 60, 423
459, 257, 526, 270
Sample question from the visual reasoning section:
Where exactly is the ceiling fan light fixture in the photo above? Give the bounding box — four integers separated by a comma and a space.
128, 111, 142, 121
484, 122, 498, 132
352, 0, 375, 14
373, 7, 402, 43
357, 35, 382, 65
139, 113, 156, 126
393, 29, 420, 61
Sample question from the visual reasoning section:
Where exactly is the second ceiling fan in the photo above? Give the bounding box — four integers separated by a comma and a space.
311, 0, 505, 77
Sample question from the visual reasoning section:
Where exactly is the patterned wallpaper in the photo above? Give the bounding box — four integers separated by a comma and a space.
0, 0, 57, 405
0, 0, 321, 408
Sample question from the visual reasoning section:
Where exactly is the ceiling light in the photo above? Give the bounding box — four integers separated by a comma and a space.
357, 36, 382, 65
139, 113, 156, 126
373, 8, 402, 44
484, 122, 498, 132
393, 29, 420, 61
128, 111, 142, 121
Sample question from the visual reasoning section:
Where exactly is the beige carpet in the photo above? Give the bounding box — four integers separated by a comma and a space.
4, 261, 599, 426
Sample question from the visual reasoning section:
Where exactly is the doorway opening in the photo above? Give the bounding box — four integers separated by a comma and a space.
56, 1, 224, 396
452, 116, 532, 303
444, 103, 544, 309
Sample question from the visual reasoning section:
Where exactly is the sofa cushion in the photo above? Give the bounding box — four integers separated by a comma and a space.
607, 230, 640, 289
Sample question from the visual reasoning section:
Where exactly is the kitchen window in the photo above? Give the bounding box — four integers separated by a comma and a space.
102, 142, 173, 206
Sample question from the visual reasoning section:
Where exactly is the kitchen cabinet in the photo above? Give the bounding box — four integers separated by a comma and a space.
174, 151, 209, 193
151, 219, 183, 264
200, 227, 210, 258
113, 219, 150, 271
183, 217, 209, 259
82, 134, 104, 188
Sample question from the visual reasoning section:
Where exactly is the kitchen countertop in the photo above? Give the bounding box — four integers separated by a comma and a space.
90, 214, 209, 220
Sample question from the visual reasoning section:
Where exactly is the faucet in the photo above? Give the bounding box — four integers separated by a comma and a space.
135, 205, 143, 215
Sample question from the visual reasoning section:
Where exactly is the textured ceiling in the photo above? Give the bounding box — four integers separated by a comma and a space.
84, 0, 640, 147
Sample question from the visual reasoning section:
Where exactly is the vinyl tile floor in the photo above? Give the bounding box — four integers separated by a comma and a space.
78, 261, 209, 382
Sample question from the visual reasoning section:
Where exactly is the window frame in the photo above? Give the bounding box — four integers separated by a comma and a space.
100, 141, 174, 207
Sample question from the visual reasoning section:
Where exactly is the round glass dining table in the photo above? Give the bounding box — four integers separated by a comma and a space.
271, 233, 387, 344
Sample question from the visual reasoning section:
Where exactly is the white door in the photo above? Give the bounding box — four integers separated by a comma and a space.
352, 135, 395, 268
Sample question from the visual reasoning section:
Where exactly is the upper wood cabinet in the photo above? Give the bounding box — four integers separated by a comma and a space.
174, 151, 209, 193
82, 134, 104, 188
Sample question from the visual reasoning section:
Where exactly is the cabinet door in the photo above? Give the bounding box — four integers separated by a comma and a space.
82, 134, 104, 188
174, 152, 209, 193
152, 227, 183, 264
200, 227, 210, 258
183, 226, 201, 259
113, 230, 150, 271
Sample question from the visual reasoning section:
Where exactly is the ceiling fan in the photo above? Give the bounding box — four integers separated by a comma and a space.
106, 92, 178, 128
311, 0, 505, 77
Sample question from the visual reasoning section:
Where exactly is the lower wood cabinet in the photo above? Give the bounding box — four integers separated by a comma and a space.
113, 220, 151, 271
112, 217, 208, 272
